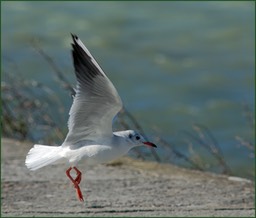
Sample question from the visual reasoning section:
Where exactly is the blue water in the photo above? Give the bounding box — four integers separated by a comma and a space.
2, 1, 255, 178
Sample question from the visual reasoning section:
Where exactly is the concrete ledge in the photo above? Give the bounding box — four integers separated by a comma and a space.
1, 138, 255, 217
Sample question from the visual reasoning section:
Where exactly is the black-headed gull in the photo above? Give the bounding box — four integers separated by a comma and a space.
25, 34, 157, 202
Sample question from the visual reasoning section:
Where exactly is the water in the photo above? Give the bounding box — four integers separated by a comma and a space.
2, 2, 255, 178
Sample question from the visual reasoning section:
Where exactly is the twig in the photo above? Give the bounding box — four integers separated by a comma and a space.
181, 125, 232, 175
156, 137, 204, 171
30, 39, 75, 97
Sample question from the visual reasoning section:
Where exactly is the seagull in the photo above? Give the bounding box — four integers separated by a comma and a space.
25, 34, 157, 202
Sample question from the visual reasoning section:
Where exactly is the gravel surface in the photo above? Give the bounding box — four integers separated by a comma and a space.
1, 138, 255, 217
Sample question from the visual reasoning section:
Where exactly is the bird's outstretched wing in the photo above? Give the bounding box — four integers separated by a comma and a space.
64, 34, 122, 145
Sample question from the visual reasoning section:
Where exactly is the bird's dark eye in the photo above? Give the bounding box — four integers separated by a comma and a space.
129, 134, 132, 139
135, 135, 140, 140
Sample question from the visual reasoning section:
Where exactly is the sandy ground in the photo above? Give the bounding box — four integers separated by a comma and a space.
1, 138, 255, 217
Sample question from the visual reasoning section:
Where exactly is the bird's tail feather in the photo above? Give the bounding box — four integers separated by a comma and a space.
25, 144, 62, 171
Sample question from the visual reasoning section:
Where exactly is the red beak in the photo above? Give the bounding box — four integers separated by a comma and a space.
143, 142, 157, 148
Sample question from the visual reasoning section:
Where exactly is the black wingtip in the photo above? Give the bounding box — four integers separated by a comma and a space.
70, 33, 104, 81
71, 33, 78, 42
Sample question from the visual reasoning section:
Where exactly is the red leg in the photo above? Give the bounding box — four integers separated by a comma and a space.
66, 167, 84, 202
73, 167, 82, 185
75, 185, 84, 202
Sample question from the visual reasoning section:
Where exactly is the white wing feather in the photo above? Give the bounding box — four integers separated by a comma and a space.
64, 34, 122, 144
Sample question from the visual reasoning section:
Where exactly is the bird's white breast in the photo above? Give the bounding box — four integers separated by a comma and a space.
61, 138, 131, 166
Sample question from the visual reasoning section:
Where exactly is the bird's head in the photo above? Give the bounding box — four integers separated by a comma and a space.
123, 130, 157, 148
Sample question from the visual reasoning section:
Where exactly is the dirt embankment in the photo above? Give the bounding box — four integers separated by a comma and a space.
1, 138, 255, 217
